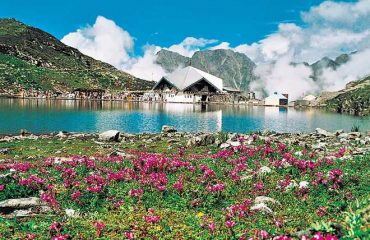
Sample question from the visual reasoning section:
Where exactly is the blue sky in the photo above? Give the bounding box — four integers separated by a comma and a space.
2, 0, 369, 99
0, 0, 353, 51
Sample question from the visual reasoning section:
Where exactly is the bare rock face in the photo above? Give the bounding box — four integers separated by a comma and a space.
98, 130, 121, 142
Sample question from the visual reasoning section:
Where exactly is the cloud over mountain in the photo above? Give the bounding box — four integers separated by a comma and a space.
62, 0, 370, 99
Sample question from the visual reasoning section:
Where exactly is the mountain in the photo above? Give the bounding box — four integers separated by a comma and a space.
309, 54, 351, 81
156, 49, 256, 92
323, 76, 370, 116
0, 18, 154, 92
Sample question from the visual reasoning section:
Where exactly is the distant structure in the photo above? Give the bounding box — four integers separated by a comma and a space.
264, 92, 288, 106
152, 66, 223, 103
294, 94, 317, 107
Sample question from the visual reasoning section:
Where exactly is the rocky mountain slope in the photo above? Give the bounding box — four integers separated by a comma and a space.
156, 49, 256, 92
322, 76, 370, 116
0, 18, 154, 92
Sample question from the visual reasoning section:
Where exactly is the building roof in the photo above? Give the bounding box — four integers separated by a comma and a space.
153, 66, 223, 92
265, 92, 288, 100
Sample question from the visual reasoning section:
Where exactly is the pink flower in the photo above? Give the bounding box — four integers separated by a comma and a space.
0, 184, 4, 191
49, 221, 63, 233
208, 222, 216, 235
144, 215, 161, 223
208, 183, 225, 193
94, 221, 106, 237
225, 220, 236, 228
259, 230, 270, 239
254, 181, 264, 191
52, 234, 69, 240
125, 231, 134, 239
128, 188, 144, 197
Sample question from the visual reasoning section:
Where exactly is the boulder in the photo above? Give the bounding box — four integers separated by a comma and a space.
251, 203, 273, 214
187, 133, 216, 147
315, 128, 334, 137
161, 125, 177, 133
0, 197, 42, 210
98, 130, 121, 142
254, 196, 279, 205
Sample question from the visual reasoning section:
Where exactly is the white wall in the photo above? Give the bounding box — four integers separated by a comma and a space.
264, 98, 280, 106
164, 92, 202, 103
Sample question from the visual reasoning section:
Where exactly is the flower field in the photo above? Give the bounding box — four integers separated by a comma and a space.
0, 133, 369, 239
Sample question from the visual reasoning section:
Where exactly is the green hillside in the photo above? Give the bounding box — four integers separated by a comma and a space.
0, 18, 154, 92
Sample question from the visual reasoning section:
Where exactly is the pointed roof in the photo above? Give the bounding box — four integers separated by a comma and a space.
265, 92, 288, 100
153, 66, 223, 92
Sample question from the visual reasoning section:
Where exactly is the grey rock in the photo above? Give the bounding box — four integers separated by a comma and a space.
98, 130, 121, 142
0, 148, 9, 154
0, 197, 43, 209
220, 143, 230, 148
187, 133, 216, 147
161, 125, 177, 133
315, 128, 334, 137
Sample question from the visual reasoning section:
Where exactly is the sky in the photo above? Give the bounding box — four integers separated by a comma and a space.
1, 0, 370, 99
0, 0, 338, 52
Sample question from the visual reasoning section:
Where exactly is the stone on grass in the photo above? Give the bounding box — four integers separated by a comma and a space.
98, 130, 121, 142
315, 128, 334, 137
161, 125, 177, 133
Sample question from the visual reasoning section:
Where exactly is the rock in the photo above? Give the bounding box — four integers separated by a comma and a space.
220, 143, 230, 148
251, 203, 273, 214
0, 197, 43, 210
56, 131, 68, 138
98, 130, 121, 142
187, 133, 216, 147
0, 148, 9, 154
229, 141, 241, 147
0, 173, 13, 179
348, 132, 361, 139
161, 125, 177, 133
20, 129, 29, 136
258, 166, 272, 174
338, 133, 348, 139
315, 128, 334, 137
254, 196, 279, 205
167, 138, 180, 143
334, 129, 344, 136
65, 208, 79, 218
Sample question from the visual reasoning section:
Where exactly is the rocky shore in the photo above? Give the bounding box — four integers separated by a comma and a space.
1, 126, 369, 157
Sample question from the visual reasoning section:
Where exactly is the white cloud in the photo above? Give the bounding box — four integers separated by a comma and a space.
62, 16, 135, 69
166, 37, 217, 57
61, 1, 370, 99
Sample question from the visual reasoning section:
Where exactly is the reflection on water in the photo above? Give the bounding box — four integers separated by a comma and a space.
0, 98, 368, 134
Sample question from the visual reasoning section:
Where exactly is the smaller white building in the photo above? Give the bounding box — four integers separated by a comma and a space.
264, 92, 288, 106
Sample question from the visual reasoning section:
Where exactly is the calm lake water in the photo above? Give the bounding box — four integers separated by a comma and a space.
0, 98, 369, 134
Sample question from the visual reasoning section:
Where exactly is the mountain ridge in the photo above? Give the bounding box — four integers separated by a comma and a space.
0, 18, 154, 92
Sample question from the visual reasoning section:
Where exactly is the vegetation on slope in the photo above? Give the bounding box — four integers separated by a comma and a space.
325, 76, 370, 116
0, 18, 154, 92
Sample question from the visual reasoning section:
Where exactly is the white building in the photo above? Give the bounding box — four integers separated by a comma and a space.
264, 92, 288, 106
152, 66, 224, 103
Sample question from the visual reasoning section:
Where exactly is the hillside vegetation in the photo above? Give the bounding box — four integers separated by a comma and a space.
0, 19, 154, 92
